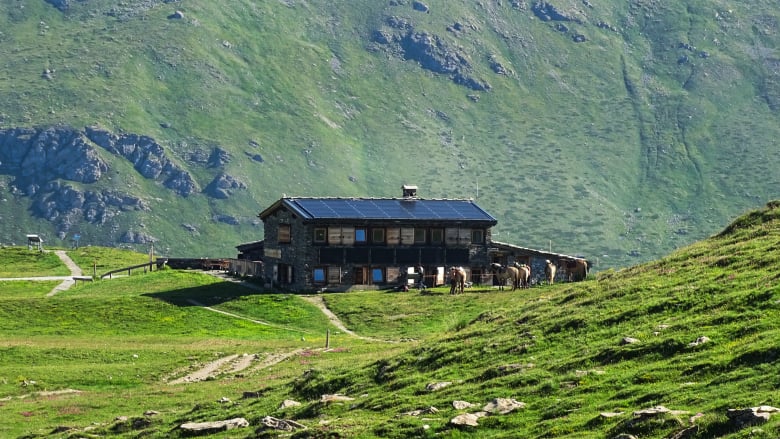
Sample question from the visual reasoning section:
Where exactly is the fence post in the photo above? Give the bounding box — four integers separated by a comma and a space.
325, 329, 330, 349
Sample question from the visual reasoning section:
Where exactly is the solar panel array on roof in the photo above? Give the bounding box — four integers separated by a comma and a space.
286, 198, 496, 222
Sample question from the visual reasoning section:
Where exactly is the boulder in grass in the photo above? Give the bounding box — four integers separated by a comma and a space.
180, 418, 249, 435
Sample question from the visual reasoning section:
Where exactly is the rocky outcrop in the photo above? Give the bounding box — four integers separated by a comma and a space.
532, 2, 575, 22
370, 19, 491, 92
204, 173, 247, 199
32, 181, 149, 236
44, 0, 84, 12
0, 126, 108, 190
85, 126, 198, 196
0, 125, 199, 239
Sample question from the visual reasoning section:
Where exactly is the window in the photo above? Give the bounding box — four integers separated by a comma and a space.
372, 268, 384, 283
313, 228, 327, 244
471, 229, 484, 244
327, 266, 342, 283
430, 228, 444, 244
313, 267, 326, 283
400, 228, 415, 245
414, 228, 426, 244
371, 228, 385, 244
341, 226, 355, 244
355, 228, 367, 243
278, 224, 291, 243
328, 227, 342, 244
386, 227, 400, 245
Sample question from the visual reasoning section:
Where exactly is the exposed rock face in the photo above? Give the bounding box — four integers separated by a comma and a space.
0, 126, 108, 189
85, 126, 198, 196
44, 0, 85, 12
371, 19, 491, 92
532, 2, 573, 22
32, 181, 149, 237
120, 230, 157, 244
0, 125, 197, 240
204, 173, 247, 199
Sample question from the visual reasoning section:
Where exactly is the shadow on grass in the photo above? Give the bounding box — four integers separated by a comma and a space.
142, 281, 265, 307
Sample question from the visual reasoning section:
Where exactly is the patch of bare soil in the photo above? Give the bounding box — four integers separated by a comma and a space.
168, 354, 255, 384
167, 350, 312, 385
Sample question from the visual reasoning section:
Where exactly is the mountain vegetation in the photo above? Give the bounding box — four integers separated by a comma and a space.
0, 200, 778, 437
0, 0, 778, 268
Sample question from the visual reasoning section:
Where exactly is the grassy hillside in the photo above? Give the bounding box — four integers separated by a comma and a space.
0, 0, 779, 268
0, 201, 778, 437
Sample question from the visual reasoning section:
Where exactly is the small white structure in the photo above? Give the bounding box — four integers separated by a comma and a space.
27, 234, 43, 251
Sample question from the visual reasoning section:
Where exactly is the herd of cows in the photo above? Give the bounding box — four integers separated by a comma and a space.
488, 258, 589, 292
443, 258, 589, 295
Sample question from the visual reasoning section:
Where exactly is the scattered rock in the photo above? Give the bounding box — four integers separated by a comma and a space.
412, 1, 429, 13
320, 394, 354, 403
213, 214, 240, 225
727, 406, 780, 427
453, 400, 475, 410
425, 381, 452, 392
450, 412, 486, 427
688, 336, 710, 347
668, 425, 698, 439
168, 10, 184, 20
260, 416, 306, 432
180, 417, 249, 435
532, 2, 572, 21
120, 230, 157, 244
483, 398, 525, 414
600, 411, 624, 418
280, 399, 301, 409
401, 406, 438, 416
621, 337, 640, 345
633, 405, 689, 420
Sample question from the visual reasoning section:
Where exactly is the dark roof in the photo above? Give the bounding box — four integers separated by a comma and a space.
490, 240, 588, 262
259, 197, 497, 224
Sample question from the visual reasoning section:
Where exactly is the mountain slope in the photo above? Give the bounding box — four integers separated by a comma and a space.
0, 0, 778, 267
245, 200, 780, 438
0, 201, 778, 437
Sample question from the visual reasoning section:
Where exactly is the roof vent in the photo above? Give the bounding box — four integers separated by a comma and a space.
402, 184, 418, 198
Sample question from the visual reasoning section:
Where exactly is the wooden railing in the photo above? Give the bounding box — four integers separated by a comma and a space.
100, 262, 157, 279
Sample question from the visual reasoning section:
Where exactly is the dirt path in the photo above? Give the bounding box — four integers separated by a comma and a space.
166, 274, 402, 385
46, 251, 83, 297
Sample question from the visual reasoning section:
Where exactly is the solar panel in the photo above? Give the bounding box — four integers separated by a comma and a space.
286, 198, 496, 222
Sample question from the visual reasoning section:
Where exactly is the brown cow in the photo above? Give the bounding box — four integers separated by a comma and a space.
568, 258, 589, 282
449, 266, 467, 294
491, 263, 520, 291
513, 262, 531, 288
544, 260, 557, 285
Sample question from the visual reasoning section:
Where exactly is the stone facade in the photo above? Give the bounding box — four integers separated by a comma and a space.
258, 195, 498, 291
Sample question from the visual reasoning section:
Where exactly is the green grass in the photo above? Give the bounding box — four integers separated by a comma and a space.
65, 246, 154, 276
0, 247, 70, 277
0, 201, 778, 437
0, 280, 60, 298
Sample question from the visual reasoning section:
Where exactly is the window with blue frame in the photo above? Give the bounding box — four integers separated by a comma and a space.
313, 267, 326, 283
355, 228, 367, 243
372, 268, 384, 283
